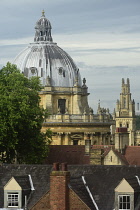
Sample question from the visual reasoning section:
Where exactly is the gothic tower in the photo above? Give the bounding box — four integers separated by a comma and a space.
115, 78, 136, 146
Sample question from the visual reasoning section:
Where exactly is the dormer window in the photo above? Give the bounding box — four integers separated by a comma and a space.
115, 178, 134, 210
4, 176, 32, 209
7, 192, 19, 207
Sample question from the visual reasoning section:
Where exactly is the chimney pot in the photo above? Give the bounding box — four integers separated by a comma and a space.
53, 162, 59, 171
61, 162, 67, 171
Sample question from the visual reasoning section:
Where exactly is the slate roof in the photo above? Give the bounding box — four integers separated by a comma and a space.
0, 165, 140, 210
68, 165, 140, 210
0, 165, 52, 209
14, 176, 31, 207
14, 175, 30, 190
69, 176, 95, 209
125, 146, 140, 165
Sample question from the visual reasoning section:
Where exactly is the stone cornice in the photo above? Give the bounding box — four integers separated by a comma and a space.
43, 121, 115, 127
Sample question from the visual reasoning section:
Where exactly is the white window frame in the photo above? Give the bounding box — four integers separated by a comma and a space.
118, 195, 130, 210
7, 192, 19, 207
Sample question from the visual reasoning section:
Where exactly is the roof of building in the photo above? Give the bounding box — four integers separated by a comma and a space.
46, 145, 130, 166
70, 176, 96, 209
125, 146, 140, 165
69, 165, 140, 210
45, 145, 90, 165
14, 175, 31, 190
0, 164, 52, 209
1, 165, 140, 210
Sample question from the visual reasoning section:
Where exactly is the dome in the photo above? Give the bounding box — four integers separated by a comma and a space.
13, 11, 82, 87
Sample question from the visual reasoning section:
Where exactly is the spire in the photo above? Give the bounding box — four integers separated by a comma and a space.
122, 78, 124, 85
97, 99, 101, 114
127, 78, 130, 85
98, 99, 100, 108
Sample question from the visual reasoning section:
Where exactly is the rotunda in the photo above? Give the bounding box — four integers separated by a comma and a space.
13, 11, 113, 146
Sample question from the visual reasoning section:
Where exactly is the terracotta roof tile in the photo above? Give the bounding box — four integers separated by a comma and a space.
45, 145, 90, 164
125, 146, 140, 165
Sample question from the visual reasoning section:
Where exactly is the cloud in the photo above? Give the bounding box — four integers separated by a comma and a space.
0, 0, 140, 112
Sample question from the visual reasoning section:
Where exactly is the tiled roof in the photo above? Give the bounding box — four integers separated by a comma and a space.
45, 145, 90, 164
125, 146, 140, 165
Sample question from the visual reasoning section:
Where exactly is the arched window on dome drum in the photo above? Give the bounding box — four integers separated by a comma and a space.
41, 68, 43, 77
58, 99, 66, 114
40, 31, 43, 36
39, 59, 42, 67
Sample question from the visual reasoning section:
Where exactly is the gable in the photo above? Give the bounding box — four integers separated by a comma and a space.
69, 189, 90, 210
4, 177, 21, 191
104, 150, 122, 165
31, 192, 50, 210
115, 178, 134, 193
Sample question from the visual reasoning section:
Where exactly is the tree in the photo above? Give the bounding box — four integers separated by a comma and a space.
136, 115, 140, 130
0, 62, 52, 164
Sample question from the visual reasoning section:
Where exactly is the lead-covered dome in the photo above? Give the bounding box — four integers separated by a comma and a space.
13, 11, 82, 87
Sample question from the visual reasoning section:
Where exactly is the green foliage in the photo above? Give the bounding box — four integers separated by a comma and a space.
136, 115, 140, 130
0, 62, 52, 164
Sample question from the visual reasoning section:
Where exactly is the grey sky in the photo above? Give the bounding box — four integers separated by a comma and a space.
0, 0, 140, 112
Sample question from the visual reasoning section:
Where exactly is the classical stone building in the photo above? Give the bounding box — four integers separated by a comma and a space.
14, 11, 114, 146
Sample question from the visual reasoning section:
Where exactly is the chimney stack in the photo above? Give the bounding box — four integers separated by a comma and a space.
50, 163, 70, 210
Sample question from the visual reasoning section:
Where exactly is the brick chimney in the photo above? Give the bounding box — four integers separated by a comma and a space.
50, 163, 70, 210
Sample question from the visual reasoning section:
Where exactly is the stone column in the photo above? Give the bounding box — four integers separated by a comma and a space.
101, 132, 105, 145
65, 132, 70, 145
129, 130, 135, 146
90, 133, 95, 145
57, 132, 63, 145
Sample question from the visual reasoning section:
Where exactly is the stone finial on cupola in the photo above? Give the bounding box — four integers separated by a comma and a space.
89, 107, 93, 114
34, 10, 53, 42
97, 100, 101, 114
42, 9, 45, 17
